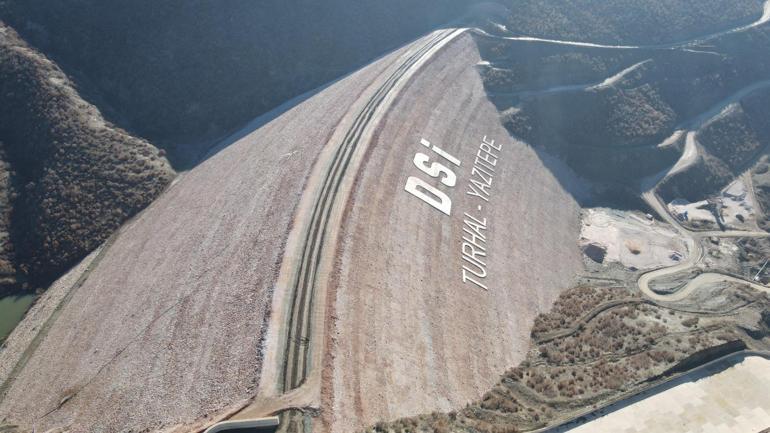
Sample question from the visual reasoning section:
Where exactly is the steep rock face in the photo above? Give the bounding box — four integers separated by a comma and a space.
0, 23, 174, 292
0, 0, 480, 167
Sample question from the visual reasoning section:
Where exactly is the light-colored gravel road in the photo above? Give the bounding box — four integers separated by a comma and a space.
638, 189, 770, 303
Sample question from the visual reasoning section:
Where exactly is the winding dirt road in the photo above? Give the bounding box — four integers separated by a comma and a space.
639, 188, 770, 302
487, 59, 652, 98
636, 77, 770, 303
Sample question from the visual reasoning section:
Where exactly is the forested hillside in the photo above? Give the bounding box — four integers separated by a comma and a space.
479, 20, 770, 188
0, 23, 174, 293
502, 0, 764, 45
0, 0, 479, 167
0, 0, 481, 293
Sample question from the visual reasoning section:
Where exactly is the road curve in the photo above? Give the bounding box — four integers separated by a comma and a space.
204, 417, 280, 433
486, 59, 652, 98
638, 190, 770, 302
280, 28, 467, 393
634, 73, 770, 304
641, 271, 770, 302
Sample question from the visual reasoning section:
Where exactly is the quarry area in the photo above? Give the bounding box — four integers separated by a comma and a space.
580, 208, 687, 270
2, 1, 770, 432
667, 177, 761, 232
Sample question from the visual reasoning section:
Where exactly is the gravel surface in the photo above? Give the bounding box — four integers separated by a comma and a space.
0, 39, 406, 432
321, 34, 584, 433
0, 248, 100, 382
564, 354, 770, 433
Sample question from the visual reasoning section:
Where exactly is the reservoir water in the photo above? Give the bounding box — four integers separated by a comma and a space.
0, 293, 35, 341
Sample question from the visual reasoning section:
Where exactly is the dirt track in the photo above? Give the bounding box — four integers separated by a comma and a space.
638, 190, 770, 303
321, 33, 584, 433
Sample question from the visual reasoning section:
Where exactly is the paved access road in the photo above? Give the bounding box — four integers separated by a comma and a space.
279, 28, 468, 395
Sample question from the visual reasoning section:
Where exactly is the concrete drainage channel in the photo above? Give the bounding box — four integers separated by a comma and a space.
204, 416, 280, 433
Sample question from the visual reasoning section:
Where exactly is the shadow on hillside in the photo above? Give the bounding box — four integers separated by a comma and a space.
197, 27, 444, 165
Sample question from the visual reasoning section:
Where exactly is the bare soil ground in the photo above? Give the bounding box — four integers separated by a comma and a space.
668, 177, 760, 232
580, 208, 687, 270
322, 34, 584, 433
0, 37, 413, 432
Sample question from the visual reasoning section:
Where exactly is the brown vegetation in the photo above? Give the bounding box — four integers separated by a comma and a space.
531, 286, 628, 336
0, 22, 174, 292
0, 145, 16, 288
366, 285, 770, 433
